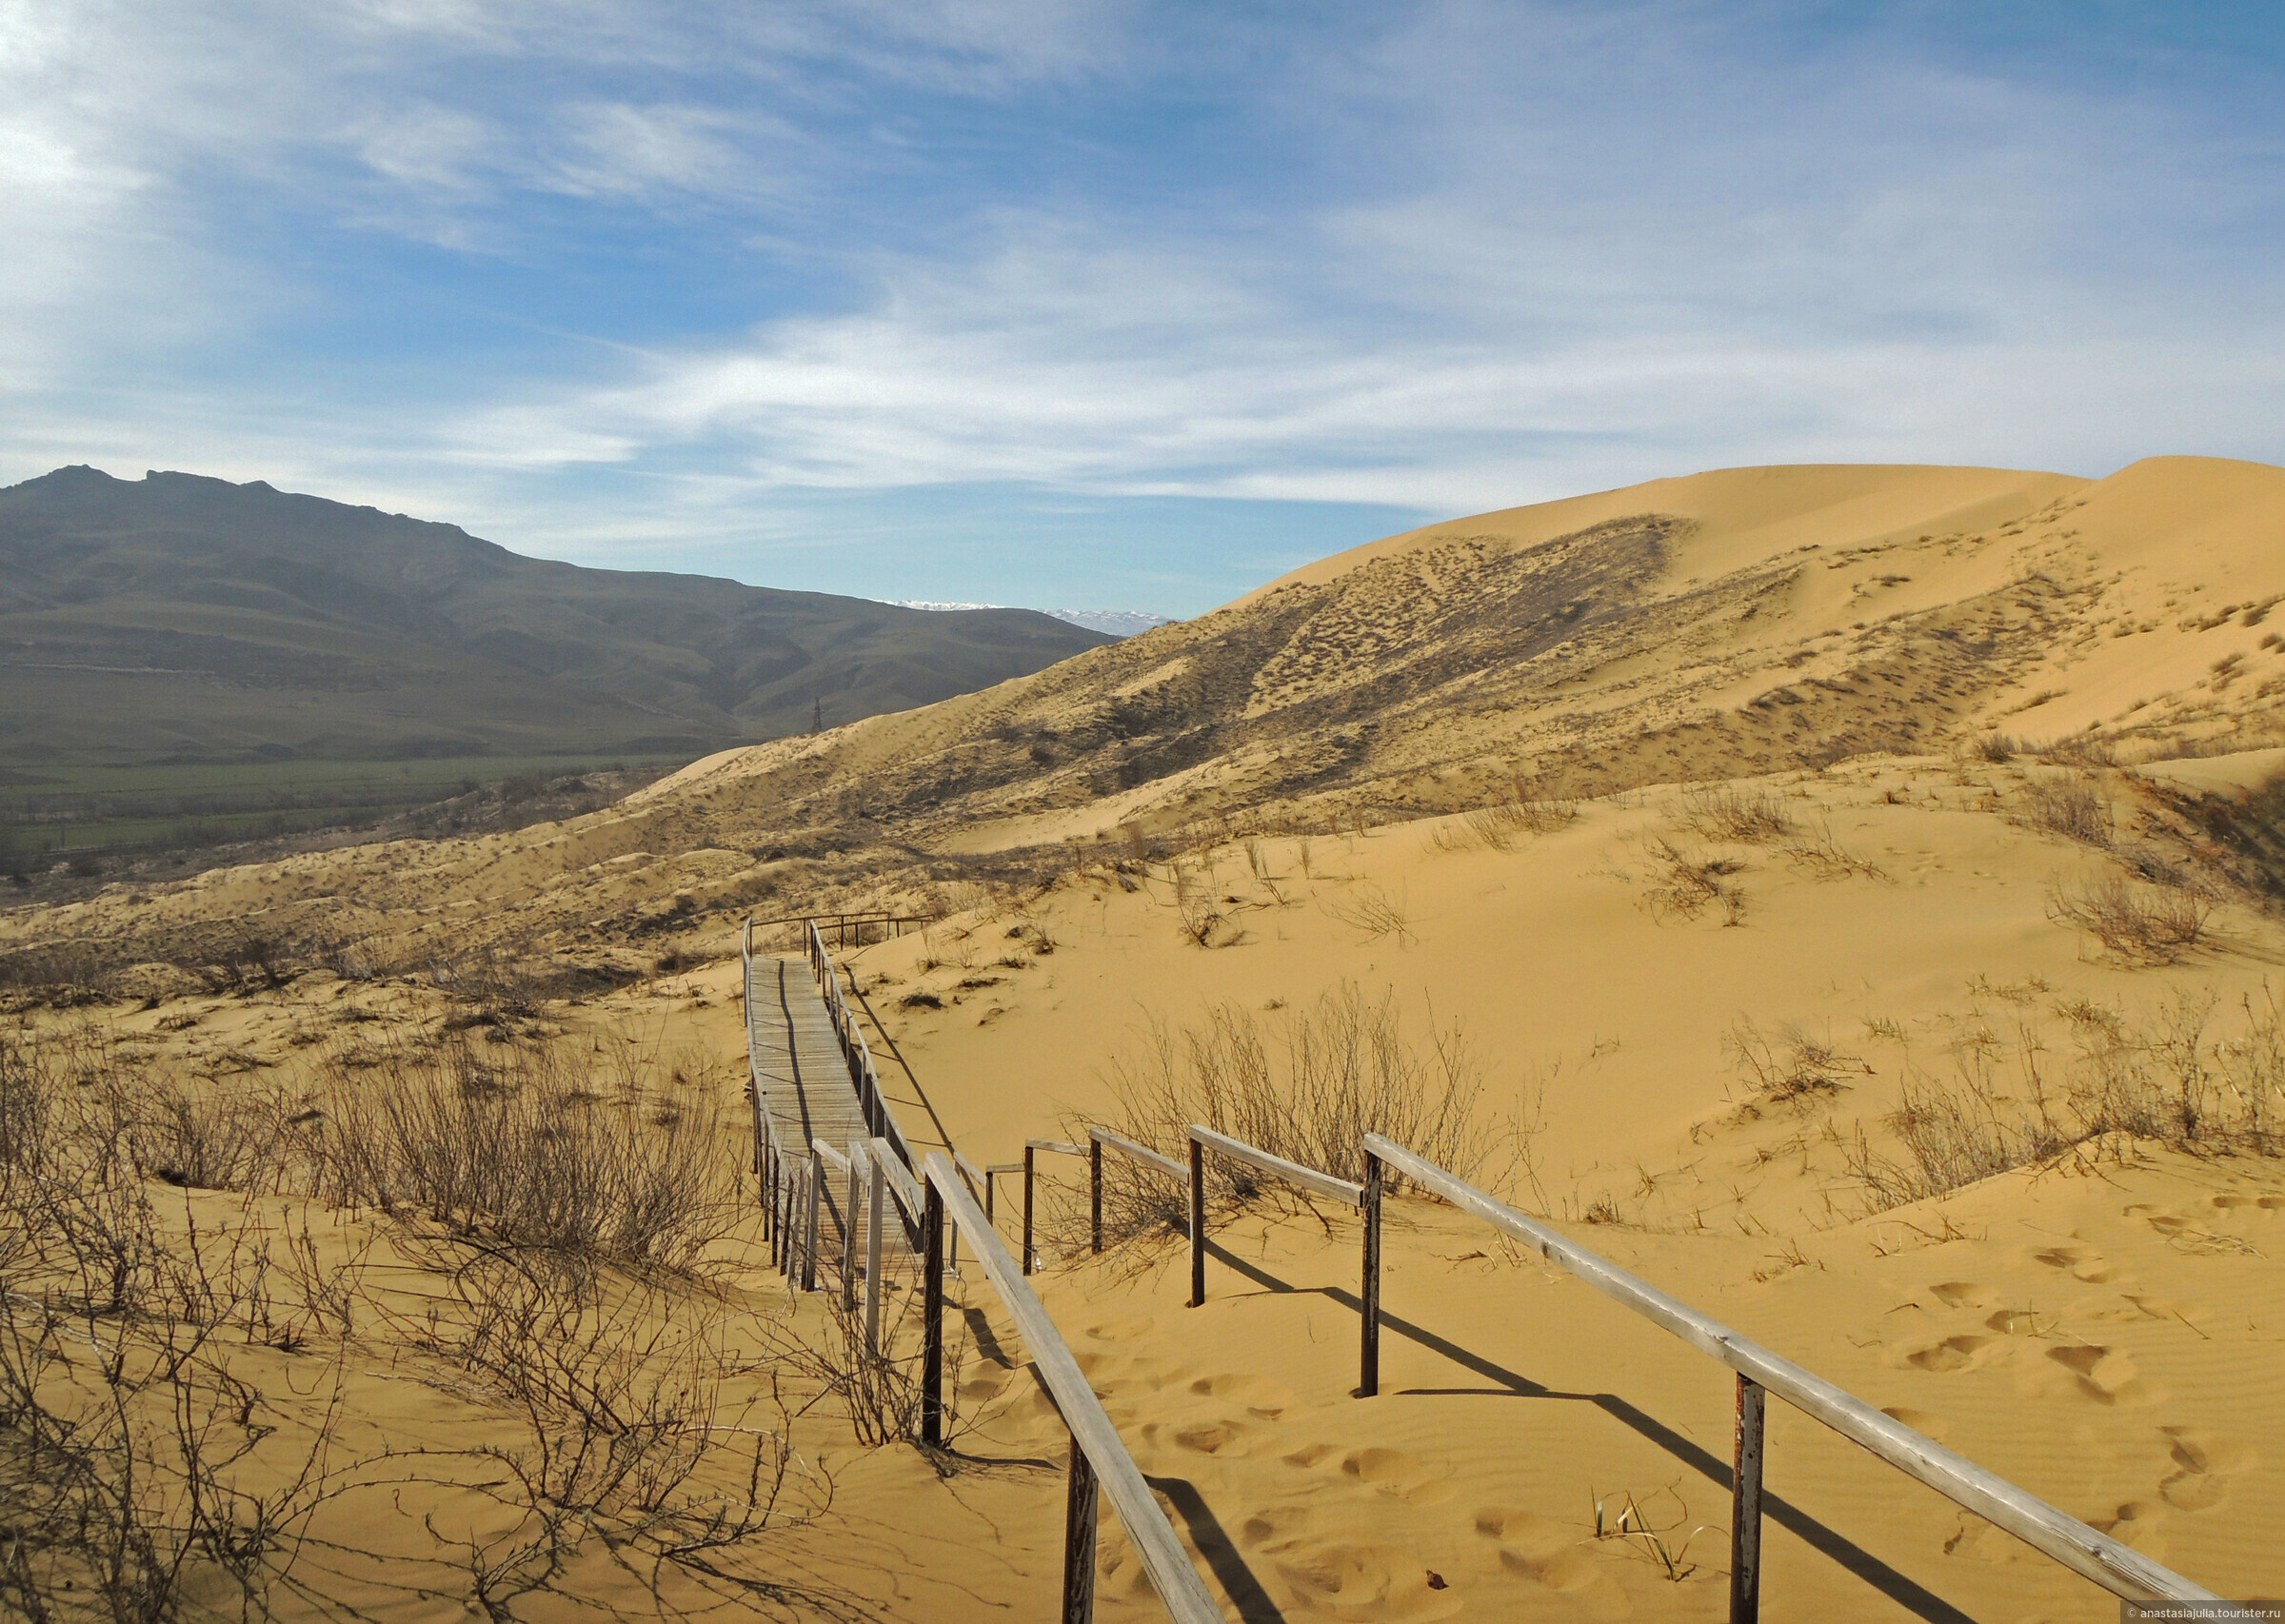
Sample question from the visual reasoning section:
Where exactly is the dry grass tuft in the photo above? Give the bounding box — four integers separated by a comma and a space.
1845, 992, 2285, 1210
1677, 783, 1795, 843
1083, 983, 1494, 1245
2046, 874, 2215, 964
315, 1037, 741, 1271
1725, 1019, 1862, 1106
2013, 772, 2114, 846
1641, 838, 1747, 925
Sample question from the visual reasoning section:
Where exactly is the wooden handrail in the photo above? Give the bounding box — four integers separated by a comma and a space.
1362, 1132, 2222, 1612
1187, 1123, 1362, 1205
1085, 1126, 1185, 1181
919, 1154, 1223, 1624
1183, 1122, 1366, 1314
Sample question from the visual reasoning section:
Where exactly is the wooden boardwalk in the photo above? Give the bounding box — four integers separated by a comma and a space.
745, 953, 908, 1265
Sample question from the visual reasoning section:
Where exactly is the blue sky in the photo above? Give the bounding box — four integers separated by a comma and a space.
3, 2, 2279, 617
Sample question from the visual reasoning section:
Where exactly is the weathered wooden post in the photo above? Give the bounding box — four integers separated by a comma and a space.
1023, 1145, 1037, 1276
1731, 1374, 1766, 1624
921, 1178, 945, 1446
842, 1141, 861, 1311
803, 1149, 824, 1293
1360, 1144, 1382, 1397
1088, 1138, 1103, 1254
865, 1149, 885, 1357
1063, 1433, 1100, 1624
1186, 1135, 1205, 1309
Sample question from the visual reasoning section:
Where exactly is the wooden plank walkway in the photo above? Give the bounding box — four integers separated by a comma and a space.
745, 953, 910, 1264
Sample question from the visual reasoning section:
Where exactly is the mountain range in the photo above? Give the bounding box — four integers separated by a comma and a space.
0, 466, 1110, 768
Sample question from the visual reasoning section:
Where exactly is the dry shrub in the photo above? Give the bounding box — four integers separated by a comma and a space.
1725, 1019, 1861, 1107
2047, 874, 2215, 964
0, 1025, 829, 1623
755, 1274, 965, 1452
1973, 734, 2021, 762
315, 1037, 741, 1271
1845, 992, 2285, 1210
368, 1246, 814, 1590
1677, 783, 1795, 843
0, 1034, 343, 1622
1088, 982, 1493, 1244
2014, 771, 2114, 846
1319, 881, 1417, 945
1778, 816, 1887, 881
1641, 838, 1746, 925
1439, 789, 1580, 854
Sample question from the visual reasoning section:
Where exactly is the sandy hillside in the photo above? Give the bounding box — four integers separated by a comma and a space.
822, 754, 2285, 1620
9, 459, 2285, 1623
12, 457, 2285, 987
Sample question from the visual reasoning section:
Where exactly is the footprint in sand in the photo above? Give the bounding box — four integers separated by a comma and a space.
2090, 1500, 2165, 1549
1338, 1447, 1456, 1505
1983, 1307, 2055, 1336
957, 1359, 1014, 1401
1476, 1511, 1628, 1614
1929, 1281, 1988, 1308
2032, 1245, 2116, 1283
1269, 1542, 1465, 1622
1142, 1416, 1266, 1458
2158, 1425, 2247, 1511
1241, 1505, 1315, 1547
1188, 1372, 1294, 1419
1906, 1334, 1993, 1373
1879, 1406, 1952, 1442
1083, 1316, 1156, 1342
2045, 1342, 2150, 1405
1282, 1442, 1339, 1470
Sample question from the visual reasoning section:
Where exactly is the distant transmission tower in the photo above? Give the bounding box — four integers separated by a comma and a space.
810, 697, 824, 733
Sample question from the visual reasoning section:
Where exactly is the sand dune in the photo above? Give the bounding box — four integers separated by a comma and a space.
7, 460, 2285, 1621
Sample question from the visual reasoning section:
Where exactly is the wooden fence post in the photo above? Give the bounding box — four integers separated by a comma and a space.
1089, 1138, 1103, 1255
865, 1151, 884, 1357
1023, 1145, 1037, 1276
842, 1143, 860, 1312
803, 1151, 823, 1293
1360, 1146, 1382, 1397
1731, 1374, 1766, 1624
922, 1178, 945, 1447
1062, 1430, 1100, 1624
1187, 1135, 1205, 1309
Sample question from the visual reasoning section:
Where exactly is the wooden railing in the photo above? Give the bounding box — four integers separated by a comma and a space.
745, 910, 935, 953
1000, 1119, 2228, 1622
916, 1153, 1222, 1624
804, 921, 917, 1175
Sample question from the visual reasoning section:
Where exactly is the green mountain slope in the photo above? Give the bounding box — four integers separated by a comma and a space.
0, 466, 1111, 767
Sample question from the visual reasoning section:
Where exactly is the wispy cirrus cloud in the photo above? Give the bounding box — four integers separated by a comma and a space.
0, 1, 2278, 613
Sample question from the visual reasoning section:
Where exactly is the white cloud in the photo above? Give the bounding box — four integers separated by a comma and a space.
0, 0, 2278, 602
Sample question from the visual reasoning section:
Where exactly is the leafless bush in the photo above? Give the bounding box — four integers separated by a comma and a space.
2047, 874, 2215, 964
1677, 784, 1795, 843
0, 1034, 343, 1623
1845, 993, 2285, 1210
314, 1037, 741, 1270
1319, 881, 1416, 945
1972, 733, 2021, 762
1778, 817, 1888, 881
2014, 772, 2114, 846
1641, 838, 1746, 925
1088, 983, 1493, 1243
1725, 1019, 1861, 1107
754, 1273, 964, 1452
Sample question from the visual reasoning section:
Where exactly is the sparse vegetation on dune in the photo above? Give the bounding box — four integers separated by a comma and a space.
1844, 991, 2285, 1210
0, 1020, 835, 1623
1081, 982, 1495, 1247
